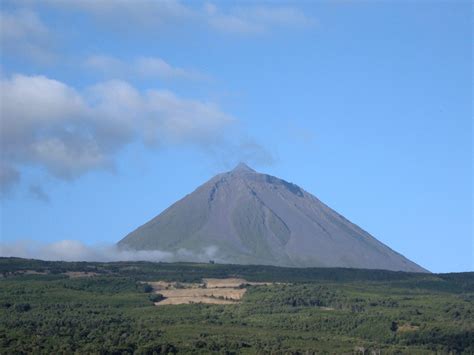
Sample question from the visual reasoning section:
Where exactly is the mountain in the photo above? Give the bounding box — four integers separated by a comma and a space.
118, 163, 427, 272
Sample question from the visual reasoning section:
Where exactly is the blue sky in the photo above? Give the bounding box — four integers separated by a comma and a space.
0, 0, 472, 272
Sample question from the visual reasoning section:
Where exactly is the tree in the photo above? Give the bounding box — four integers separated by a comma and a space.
149, 293, 165, 303
390, 321, 398, 332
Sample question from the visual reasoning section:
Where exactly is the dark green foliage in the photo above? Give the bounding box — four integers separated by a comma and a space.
149, 294, 165, 303
142, 283, 153, 293
0, 257, 473, 354
0, 257, 438, 283
391, 321, 398, 332
14, 303, 31, 312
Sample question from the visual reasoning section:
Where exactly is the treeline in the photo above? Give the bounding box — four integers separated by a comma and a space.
2, 257, 473, 292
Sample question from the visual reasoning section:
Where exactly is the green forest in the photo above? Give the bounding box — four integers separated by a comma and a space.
0, 257, 473, 354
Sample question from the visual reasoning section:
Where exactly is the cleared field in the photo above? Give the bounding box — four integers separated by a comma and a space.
150, 278, 261, 306
159, 287, 245, 300
157, 296, 237, 305
202, 278, 246, 288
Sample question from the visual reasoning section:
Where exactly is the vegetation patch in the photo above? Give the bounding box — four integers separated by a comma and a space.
0, 257, 473, 353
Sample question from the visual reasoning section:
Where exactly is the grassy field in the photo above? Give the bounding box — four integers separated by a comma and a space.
0, 257, 473, 354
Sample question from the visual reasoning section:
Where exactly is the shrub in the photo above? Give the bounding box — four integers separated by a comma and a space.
15, 303, 31, 312
142, 283, 153, 293
149, 293, 165, 303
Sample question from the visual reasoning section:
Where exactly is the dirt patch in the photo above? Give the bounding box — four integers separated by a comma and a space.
156, 297, 238, 305
149, 278, 270, 306
159, 287, 245, 301
320, 306, 335, 311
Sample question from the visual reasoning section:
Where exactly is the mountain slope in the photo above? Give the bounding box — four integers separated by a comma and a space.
118, 163, 427, 272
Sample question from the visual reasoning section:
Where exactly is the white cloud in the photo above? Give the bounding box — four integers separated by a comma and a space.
0, 239, 220, 263
1, 73, 86, 129
234, 6, 314, 27
0, 74, 234, 187
84, 55, 206, 80
135, 57, 203, 80
0, 9, 54, 63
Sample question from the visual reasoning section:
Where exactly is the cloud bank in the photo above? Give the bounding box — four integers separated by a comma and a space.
0, 239, 220, 263
1, 2, 281, 196
0, 74, 233, 190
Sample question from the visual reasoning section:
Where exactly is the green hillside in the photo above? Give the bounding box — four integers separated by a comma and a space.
0, 257, 472, 354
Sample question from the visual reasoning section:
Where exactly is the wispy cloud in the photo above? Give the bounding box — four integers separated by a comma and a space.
0, 2, 315, 72
0, 239, 220, 263
84, 55, 207, 80
28, 184, 50, 203
204, 3, 315, 34
0, 163, 20, 197
135, 57, 206, 80
207, 138, 277, 170
0, 74, 234, 190
36, 0, 314, 36
58, 0, 195, 29
0, 9, 55, 63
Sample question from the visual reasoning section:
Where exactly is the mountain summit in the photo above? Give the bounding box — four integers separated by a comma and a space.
232, 162, 255, 173
118, 164, 426, 272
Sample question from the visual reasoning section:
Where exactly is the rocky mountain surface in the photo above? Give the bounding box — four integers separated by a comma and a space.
118, 163, 426, 272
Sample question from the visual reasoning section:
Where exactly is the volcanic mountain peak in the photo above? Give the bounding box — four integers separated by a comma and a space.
232, 162, 255, 173
118, 164, 427, 272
